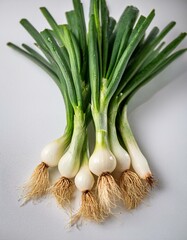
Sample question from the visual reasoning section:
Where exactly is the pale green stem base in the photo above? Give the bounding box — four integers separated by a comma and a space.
119, 105, 139, 149
67, 109, 86, 168
108, 101, 120, 150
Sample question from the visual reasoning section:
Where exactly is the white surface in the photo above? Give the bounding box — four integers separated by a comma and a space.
0, 0, 187, 239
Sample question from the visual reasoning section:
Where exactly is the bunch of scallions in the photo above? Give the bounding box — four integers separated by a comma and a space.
8, 0, 186, 224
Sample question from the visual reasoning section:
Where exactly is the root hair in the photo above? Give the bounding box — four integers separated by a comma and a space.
21, 162, 49, 204
50, 176, 74, 208
70, 190, 103, 226
97, 172, 121, 216
119, 170, 148, 209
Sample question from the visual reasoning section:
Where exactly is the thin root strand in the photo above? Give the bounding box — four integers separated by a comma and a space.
70, 191, 103, 226
21, 162, 49, 205
97, 172, 121, 216
50, 176, 74, 208
119, 170, 148, 209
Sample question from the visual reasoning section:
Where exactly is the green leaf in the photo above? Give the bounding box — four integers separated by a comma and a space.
41, 29, 78, 108
128, 15, 146, 44
40, 7, 64, 46
72, 0, 87, 76
125, 48, 187, 103
115, 7, 139, 65
106, 10, 155, 102
108, 17, 116, 38
66, 10, 79, 41
139, 41, 165, 69
89, 0, 95, 16
21, 44, 52, 70
107, 17, 117, 65
130, 26, 159, 61
116, 26, 159, 94
58, 25, 81, 74
20, 19, 48, 50
40, 9, 73, 76
40, 7, 73, 69
101, 0, 109, 77
144, 26, 160, 45
88, 15, 100, 110
121, 32, 187, 98
61, 25, 83, 107
7, 42, 60, 88
20, 18, 55, 64
122, 22, 176, 87
106, 6, 139, 79
7, 42, 74, 122
93, 0, 102, 81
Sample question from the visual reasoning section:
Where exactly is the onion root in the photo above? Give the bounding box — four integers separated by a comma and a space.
50, 176, 74, 208
119, 170, 148, 209
97, 172, 121, 216
21, 162, 49, 204
70, 191, 103, 225
145, 174, 157, 188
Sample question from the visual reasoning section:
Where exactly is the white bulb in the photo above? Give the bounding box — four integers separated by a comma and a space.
89, 147, 116, 176
112, 144, 131, 172
129, 144, 151, 179
75, 165, 95, 192
58, 151, 80, 178
41, 140, 64, 167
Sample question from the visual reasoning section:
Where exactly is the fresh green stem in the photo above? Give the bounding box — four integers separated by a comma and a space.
63, 100, 74, 134
116, 22, 176, 95
92, 106, 108, 132
94, 0, 102, 80
7, 42, 74, 135
69, 128, 85, 158
80, 133, 89, 166
118, 49, 187, 107
106, 6, 139, 79
92, 103, 110, 148
57, 125, 73, 154
62, 26, 83, 108
108, 100, 120, 148
119, 105, 140, 151
108, 97, 119, 125
68, 108, 86, 161
88, 14, 100, 111
101, 0, 109, 77
91, 77, 110, 147
7, 42, 60, 88
81, 150, 89, 167
63, 123, 73, 140
57, 110, 87, 179
40, 29, 78, 108
105, 10, 155, 102
74, 108, 86, 131
72, 0, 87, 77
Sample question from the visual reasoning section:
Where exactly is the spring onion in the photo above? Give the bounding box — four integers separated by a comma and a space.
71, 136, 102, 224
8, 0, 186, 224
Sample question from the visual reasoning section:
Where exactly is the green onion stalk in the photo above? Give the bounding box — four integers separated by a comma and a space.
70, 133, 103, 225
88, 0, 158, 215
8, 0, 103, 222
108, 98, 147, 210
7, 25, 74, 204
108, 27, 187, 208
37, 4, 94, 209
36, 3, 108, 220
8, 0, 187, 224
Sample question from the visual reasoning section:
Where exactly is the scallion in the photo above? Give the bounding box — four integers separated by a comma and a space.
8, 0, 186, 224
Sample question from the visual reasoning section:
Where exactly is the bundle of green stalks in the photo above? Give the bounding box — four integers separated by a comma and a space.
8, 0, 186, 225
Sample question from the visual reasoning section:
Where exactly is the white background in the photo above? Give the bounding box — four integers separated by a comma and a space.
0, 0, 187, 239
